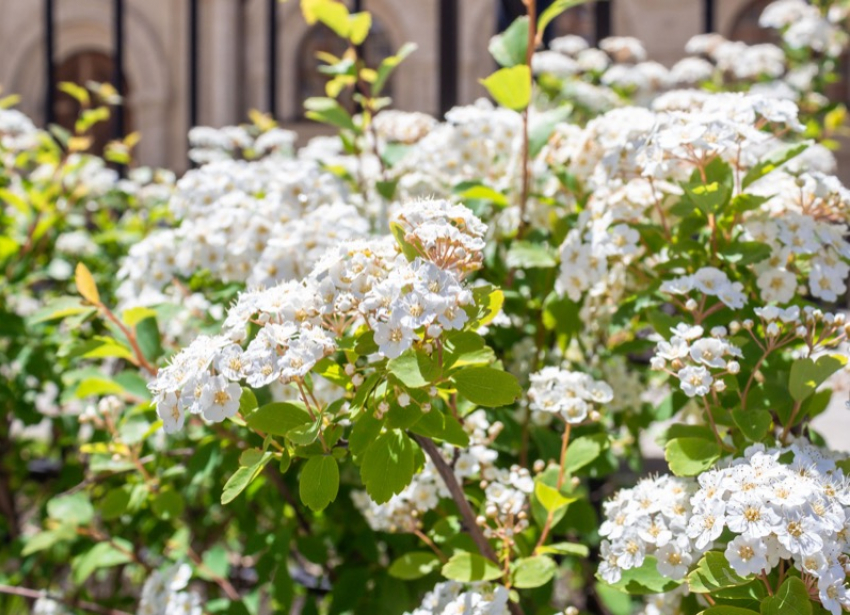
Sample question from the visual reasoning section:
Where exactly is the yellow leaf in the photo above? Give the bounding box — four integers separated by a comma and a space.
124, 131, 142, 147
348, 11, 372, 45
75, 262, 100, 305
58, 82, 91, 107
68, 136, 93, 152
249, 109, 277, 132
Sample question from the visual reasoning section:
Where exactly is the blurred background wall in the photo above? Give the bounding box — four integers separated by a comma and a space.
0, 0, 848, 174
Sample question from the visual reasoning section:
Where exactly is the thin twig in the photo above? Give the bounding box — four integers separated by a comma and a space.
410, 433, 526, 615
0, 583, 134, 615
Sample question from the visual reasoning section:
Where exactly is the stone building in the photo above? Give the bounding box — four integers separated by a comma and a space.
0, 0, 846, 171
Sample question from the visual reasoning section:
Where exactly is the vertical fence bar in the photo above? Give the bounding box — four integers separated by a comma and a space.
438, 0, 458, 117
189, 0, 199, 129
594, 0, 611, 43
112, 0, 125, 141
352, 0, 362, 14
268, 0, 278, 118
44, 0, 55, 125
704, 0, 715, 33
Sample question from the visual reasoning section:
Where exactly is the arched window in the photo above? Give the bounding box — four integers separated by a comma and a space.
54, 50, 131, 154
296, 20, 394, 117
729, 0, 778, 44
550, 4, 595, 44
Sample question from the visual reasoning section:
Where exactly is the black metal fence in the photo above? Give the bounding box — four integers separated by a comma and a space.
40, 0, 718, 144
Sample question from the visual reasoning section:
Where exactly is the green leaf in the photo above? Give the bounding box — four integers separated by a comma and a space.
457, 184, 510, 208
665, 437, 721, 476
488, 16, 528, 67
760, 577, 812, 615
473, 286, 504, 327
299, 455, 340, 512
688, 551, 749, 593
22, 525, 77, 556
239, 388, 259, 415
702, 608, 761, 615
529, 105, 573, 157
603, 556, 682, 594
29, 297, 95, 324
538, 0, 586, 35
542, 292, 582, 339
75, 377, 125, 398
245, 401, 313, 436
388, 350, 434, 389
538, 542, 590, 557
452, 367, 521, 408
136, 316, 163, 362
480, 65, 532, 111
221, 452, 273, 504
376, 179, 399, 201
389, 221, 421, 261
506, 241, 558, 269
388, 551, 441, 580
121, 306, 157, 327
442, 552, 503, 582
99, 489, 131, 520
742, 143, 808, 189
72, 541, 133, 584
47, 492, 94, 526
360, 430, 416, 504
564, 433, 609, 473
304, 97, 358, 132
731, 409, 772, 442
409, 410, 470, 448
789, 355, 847, 402
152, 489, 184, 520
534, 480, 576, 512
373, 43, 417, 96
718, 242, 771, 266
512, 556, 557, 589
288, 418, 321, 446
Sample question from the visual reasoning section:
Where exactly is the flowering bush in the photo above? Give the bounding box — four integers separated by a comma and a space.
2, 1, 850, 615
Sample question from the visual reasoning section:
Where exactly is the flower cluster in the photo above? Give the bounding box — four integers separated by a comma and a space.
188, 124, 296, 164
527, 367, 614, 424
760, 0, 849, 57
150, 199, 486, 432
690, 442, 850, 615
405, 581, 509, 615
598, 474, 696, 584
138, 562, 201, 615
116, 157, 357, 306
747, 170, 850, 303
651, 323, 742, 398
660, 268, 747, 311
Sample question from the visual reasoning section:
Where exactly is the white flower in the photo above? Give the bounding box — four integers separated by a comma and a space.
373, 312, 417, 359
677, 365, 713, 397
200, 375, 242, 423
157, 392, 185, 434
655, 543, 692, 579
725, 535, 770, 577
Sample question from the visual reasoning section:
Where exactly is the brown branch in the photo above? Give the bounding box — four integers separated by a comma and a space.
410, 433, 526, 615
0, 584, 134, 615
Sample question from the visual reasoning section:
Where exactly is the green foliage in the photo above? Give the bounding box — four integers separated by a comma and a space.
442, 552, 503, 582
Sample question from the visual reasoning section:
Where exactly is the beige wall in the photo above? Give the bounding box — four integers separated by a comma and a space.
0, 0, 847, 178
